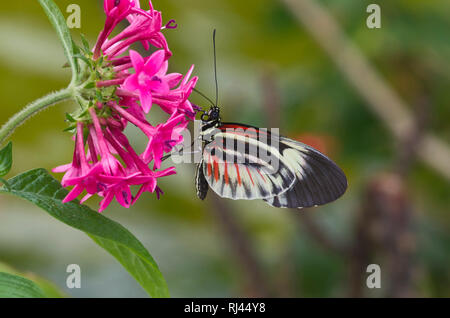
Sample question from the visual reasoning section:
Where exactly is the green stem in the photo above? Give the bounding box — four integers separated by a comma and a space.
0, 87, 74, 145
0, 178, 11, 192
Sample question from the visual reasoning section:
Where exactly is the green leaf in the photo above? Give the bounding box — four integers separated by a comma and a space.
0, 169, 170, 298
0, 142, 12, 177
95, 90, 104, 102
38, 0, 78, 84
80, 34, 91, 53
65, 113, 76, 123
84, 82, 96, 89
74, 53, 92, 67
0, 272, 46, 298
0, 262, 66, 298
62, 126, 76, 133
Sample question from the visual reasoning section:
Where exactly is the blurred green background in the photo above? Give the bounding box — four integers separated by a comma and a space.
0, 0, 449, 297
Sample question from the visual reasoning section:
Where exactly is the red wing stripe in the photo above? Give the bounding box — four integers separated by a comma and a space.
224, 163, 229, 185
257, 169, 267, 183
213, 159, 219, 182
207, 163, 212, 177
234, 164, 242, 186
246, 167, 255, 186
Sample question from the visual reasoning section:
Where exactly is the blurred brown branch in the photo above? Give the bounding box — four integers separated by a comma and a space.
349, 174, 416, 297
208, 194, 271, 297
281, 0, 450, 180
396, 97, 430, 176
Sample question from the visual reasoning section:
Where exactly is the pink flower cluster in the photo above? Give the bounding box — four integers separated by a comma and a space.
53, 0, 198, 212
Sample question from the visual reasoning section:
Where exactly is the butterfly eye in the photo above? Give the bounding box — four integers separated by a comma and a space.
200, 112, 209, 121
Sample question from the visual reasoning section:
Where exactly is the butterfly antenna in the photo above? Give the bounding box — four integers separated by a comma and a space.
193, 88, 215, 107
213, 29, 219, 107
191, 30, 220, 110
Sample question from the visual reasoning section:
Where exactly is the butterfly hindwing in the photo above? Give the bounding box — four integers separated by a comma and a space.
263, 137, 348, 208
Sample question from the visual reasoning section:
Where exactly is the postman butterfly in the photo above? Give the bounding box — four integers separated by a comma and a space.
189, 30, 347, 208
194, 105, 348, 208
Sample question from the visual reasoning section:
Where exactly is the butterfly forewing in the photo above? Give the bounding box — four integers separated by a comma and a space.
263, 137, 348, 208
200, 123, 297, 200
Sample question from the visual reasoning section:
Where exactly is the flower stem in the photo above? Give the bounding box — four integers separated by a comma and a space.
0, 178, 11, 191
0, 87, 74, 145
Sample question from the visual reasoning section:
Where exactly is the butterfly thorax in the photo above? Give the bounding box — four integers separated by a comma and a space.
200, 106, 221, 142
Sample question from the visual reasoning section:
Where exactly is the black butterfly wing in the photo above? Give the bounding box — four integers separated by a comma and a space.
200, 123, 297, 200
263, 137, 348, 208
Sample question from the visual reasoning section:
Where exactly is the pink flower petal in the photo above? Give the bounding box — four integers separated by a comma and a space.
80, 193, 93, 204
123, 73, 139, 91
99, 191, 115, 213
116, 187, 132, 208
149, 79, 170, 95
139, 89, 153, 113
155, 61, 169, 78
164, 73, 183, 88
52, 163, 72, 173
62, 184, 84, 203
144, 50, 166, 75
129, 50, 145, 70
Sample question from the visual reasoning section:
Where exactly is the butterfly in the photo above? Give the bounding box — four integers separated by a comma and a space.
194, 106, 348, 208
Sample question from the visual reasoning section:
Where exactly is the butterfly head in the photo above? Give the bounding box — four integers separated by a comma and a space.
200, 106, 221, 125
